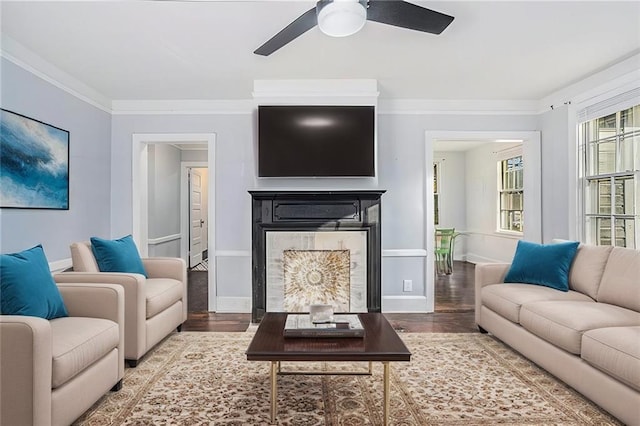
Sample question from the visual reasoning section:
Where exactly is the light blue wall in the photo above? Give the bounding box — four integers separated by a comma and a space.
0, 59, 112, 262
110, 114, 254, 251
111, 112, 539, 302
147, 144, 181, 257
377, 113, 538, 297
539, 105, 571, 242
148, 144, 181, 239
2, 58, 572, 307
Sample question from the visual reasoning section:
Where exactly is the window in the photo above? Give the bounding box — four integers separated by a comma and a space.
433, 163, 440, 225
580, 105, 639, 248
498, 155, 524, 233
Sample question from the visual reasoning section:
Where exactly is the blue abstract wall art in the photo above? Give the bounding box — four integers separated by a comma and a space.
1, 109, 69, 209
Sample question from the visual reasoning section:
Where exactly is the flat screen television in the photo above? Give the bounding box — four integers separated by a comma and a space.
258, 105, 375, 177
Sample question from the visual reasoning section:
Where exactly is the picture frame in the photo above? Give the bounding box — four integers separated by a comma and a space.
0, 109, 69, 210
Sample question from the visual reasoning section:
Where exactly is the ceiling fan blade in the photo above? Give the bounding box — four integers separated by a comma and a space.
254, 7, 318, 56
367, 0, 454, 35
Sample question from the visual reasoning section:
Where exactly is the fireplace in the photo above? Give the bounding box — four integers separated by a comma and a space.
250, 190, 384, 322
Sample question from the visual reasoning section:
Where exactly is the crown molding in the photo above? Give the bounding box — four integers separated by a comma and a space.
1, 35, 112, 113
110, 98, 542, 115
377, 99, 540, 115
110, 99, 254, 115
4, 33, 635, 117
538, 51, 640, 113
252, 79, 380, 107
253, 79, 379, 98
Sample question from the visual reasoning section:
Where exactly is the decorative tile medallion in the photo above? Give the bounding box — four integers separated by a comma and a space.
283, 250, 350, 312
266, 231, 367, 312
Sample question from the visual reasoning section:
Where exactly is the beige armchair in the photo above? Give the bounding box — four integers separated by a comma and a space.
0, 282, 125, 426
55, 241, 188, 366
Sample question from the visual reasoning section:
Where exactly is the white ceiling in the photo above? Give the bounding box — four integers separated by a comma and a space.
1, 1, 639, 102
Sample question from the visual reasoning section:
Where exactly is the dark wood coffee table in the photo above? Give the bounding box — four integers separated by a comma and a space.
246, 312, 411, 425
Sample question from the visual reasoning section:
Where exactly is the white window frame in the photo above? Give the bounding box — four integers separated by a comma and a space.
496, 147, 524, 235
578, 105, 639, 248
433, 162, 441, 225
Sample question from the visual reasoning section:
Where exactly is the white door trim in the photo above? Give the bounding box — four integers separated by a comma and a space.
132, 133, 217, 311
424, 130, 541, 312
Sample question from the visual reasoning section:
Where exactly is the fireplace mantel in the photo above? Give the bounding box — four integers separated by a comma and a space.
249, 190, 385, 322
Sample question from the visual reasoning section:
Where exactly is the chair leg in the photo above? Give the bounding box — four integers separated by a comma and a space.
111, 379, 123, 392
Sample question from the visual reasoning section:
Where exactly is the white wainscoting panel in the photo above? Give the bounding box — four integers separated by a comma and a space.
49, 258, 73, 273
383, 296, 429, 312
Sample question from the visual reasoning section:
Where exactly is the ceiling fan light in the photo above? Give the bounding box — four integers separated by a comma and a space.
317, 0, 367, 38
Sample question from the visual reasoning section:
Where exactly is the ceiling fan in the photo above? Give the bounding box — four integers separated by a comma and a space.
254, 0, 454, 56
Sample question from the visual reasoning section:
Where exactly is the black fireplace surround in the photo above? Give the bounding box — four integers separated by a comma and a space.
250, 190, 385, 322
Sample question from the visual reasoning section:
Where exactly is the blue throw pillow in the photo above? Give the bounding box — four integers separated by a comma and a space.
0, 245, 68, 319
91, 235, 147, 277
504, 240, 580, 291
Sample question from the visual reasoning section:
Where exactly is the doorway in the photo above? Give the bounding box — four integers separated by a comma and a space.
185, 165, 209, 312
183, 165, 209, 269
424, 131, 541, 313
132, 133, 216, 311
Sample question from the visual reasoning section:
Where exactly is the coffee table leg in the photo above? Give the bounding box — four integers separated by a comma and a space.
383, 361, 390, 426
270, 361, 278, 424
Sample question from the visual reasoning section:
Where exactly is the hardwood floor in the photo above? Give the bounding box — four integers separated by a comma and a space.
183, 260, 477, 332
435, 261, 475, 313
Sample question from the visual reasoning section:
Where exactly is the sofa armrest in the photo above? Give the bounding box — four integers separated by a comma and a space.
56, 282, 125, 379
54, 272, 146, 360
142, 257, 187, 282
474, 263, 511, 325
56, 283, 124, 323
0, 316, 52, 426
142, 257, 188, 322
475, 262, 511, 287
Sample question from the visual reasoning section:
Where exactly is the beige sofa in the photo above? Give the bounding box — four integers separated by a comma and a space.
475, 243, 640, 425
0, 282, 125, 426
55, 242, 187, 366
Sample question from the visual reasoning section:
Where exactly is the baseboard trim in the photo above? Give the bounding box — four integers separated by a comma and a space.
382, 295, 430, 313
216, 297, 251, 313
214, 296, 432, 314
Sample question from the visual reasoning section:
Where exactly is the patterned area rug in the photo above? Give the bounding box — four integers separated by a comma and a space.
74, 332, 619, 425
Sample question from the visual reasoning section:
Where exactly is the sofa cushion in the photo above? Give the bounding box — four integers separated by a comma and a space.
50, 317, 119, 388
146, 278, 183, 319
582, 327, 640, 392
0, 245, 68, 320
597, 246, 640, 312
504, 240, 579, 291
481, 284, 593, 323
520, 301, 640, 355
90, 235, 147, 277
568, 244, 613, 299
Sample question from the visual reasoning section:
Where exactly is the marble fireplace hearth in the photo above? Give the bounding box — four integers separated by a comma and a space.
250, 190, 384, 322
